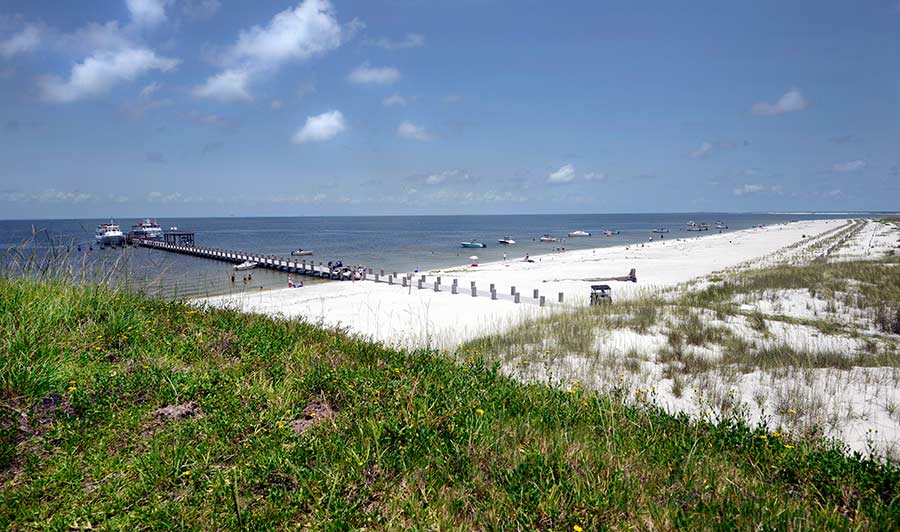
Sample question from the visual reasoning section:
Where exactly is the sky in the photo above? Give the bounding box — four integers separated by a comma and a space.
0, 0, 898, 219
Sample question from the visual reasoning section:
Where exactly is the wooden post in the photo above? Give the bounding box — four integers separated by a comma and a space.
533, 289, 539, 299
388, 275, 393, 285
558, 292, 564, 303
434, 281, 439, 292
514, 292, 520, 303
402, 277, 408, 287
511, 286, 516, 295
451, 284, 458, 294
491, 289, 497, 300
471, 285, 477, 297
540, 296, 546, 307
417, 279, 423, 289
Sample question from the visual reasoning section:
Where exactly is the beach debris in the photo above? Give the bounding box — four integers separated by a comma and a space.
153, 401, 202, 422
543, 268, 637, 283
290, 400, 336, 435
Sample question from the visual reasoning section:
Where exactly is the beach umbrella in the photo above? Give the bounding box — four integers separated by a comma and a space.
468, 255, 478, 260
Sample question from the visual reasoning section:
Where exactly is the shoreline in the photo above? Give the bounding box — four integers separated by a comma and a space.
204, 218, 849, 349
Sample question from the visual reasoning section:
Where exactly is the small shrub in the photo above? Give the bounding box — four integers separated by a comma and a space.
874, 306, 900, 335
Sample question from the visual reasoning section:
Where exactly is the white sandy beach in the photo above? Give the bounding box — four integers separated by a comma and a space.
204, 218, 846, 349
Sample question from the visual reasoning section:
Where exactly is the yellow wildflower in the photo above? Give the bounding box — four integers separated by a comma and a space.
182, 470, 192, 477
788, 408, 797, 414
475, 408, 485, 415
783, 444, 794, 449
574, 526, 583, 532
67, 386, 77, 392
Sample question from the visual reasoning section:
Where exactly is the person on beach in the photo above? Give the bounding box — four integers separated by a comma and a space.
503, 252, 507, 261
231, 273, 235, 283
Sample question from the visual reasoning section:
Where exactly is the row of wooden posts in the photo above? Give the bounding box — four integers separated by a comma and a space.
369, 270, 562, 307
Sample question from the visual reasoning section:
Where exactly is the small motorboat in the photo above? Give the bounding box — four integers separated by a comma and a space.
539, 234, 559, 242
291, 249, 313, 256
686, 221, 709, 232
234, 260, 257, 271
604, 230, 620, 236
714, 221, 728, 229
567, 230, 591, 237
460, 241, 487, 248
498, 237, 516, 245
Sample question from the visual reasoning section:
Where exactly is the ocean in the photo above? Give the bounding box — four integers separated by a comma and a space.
0, 213, 862, 298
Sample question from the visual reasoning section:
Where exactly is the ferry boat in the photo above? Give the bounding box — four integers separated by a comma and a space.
130, 219, 163, 241
460, 240, 487, 248
567, 230, 592, 237
539, 234, 559, 242
95, 222, 125, 246
652, 228, 670, 234
497, 237, 516, 245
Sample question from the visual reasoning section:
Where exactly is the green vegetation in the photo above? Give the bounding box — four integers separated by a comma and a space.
3, 279, 900, 529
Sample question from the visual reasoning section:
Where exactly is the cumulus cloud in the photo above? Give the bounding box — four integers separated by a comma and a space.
397, 121, 430, 141
0, 24, 41, 58
547, 164, 576, 184
292, 110, 345, 144
832, 159, 866, 173
348, 63, 400, 85
751, 88, 808, 116
366, 33, 424, 50
62, 21, 134, 54
40, 48, 178, 103
192, 68, 252, 101
126, 0, 171, 27
195, 0, 345, 101
690, 141, 713, 159
382, 93, 406, 107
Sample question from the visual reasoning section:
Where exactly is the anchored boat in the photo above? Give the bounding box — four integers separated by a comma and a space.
234, 260, 257, 271
290, 249, 313, 256
539, 234, 559, 242
567, 230, 592, 237
460, 241, 487, 248
498, 237, 516, 245
652, 228, 670, 234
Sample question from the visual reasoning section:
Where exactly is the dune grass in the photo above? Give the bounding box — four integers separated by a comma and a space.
2, 278, 900, 529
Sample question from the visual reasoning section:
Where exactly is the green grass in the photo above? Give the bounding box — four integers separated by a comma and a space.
2, 278, 900, 530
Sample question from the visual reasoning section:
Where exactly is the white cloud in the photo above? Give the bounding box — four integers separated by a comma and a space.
0, 24, 41, 58
189, 110, 226, 126
40, 48, 178, 103
832, 159, 866, 173
271, 99, 283, 110
292, 110, 345, 144
64, 21, 134, 53
751, 88, 808, 116
139, 81, 161, 98
583, 172, 607, 181
690, 141, 713, 159
397, 121, 430, 141
547, 164, 576, 184
195, 0, 344, 101
733, 184, 767, 196
425, 174, 445, 185
348, 63, 400, 85
182, 0, 221, 20
366, 33, 424, 50
382, 93, 406, 107
192, 68, 252, 101
126, 0, 171, 26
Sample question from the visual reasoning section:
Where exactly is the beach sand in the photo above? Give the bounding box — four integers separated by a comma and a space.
203, 218, 845, 349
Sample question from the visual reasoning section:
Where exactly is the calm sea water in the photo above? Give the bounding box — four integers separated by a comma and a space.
0, 213, 860, 298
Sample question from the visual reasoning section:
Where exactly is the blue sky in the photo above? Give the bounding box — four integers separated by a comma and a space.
1, 0, 898, 219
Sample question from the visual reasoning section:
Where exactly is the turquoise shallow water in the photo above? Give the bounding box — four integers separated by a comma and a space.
0, 213, 865, 298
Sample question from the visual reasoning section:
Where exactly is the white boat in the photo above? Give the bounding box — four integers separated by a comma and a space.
498, 237, 516, 245
567, 230, 592, 237
130, 219, 163, 241
460, 241, 487, 248
714, 221, 728, 229
652, 228, 670, 234
539, 234, 559, 242
604, 230, 620, 236
291, 249, 313, 256
234, 261, 257, 271
95, 222, 125, 246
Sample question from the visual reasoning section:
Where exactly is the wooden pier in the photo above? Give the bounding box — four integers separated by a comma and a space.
135, 239, 356, 280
